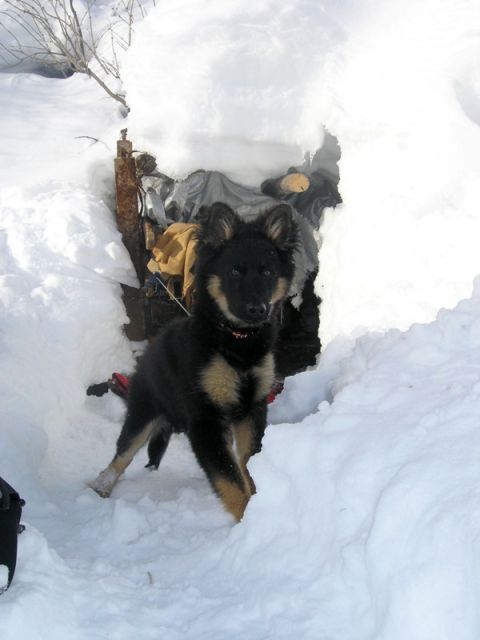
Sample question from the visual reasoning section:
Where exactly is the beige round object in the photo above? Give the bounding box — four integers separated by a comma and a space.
278, 172, 310, 193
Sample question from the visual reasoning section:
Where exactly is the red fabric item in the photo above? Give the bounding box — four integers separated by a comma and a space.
110, 373, 282, 403
267, 380, 284, 404
112, 373, 129, 392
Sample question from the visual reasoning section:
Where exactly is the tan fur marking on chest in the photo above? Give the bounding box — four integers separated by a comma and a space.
201, 354, 241, 407
252, 352, 275, 401
270, 277, 288, 304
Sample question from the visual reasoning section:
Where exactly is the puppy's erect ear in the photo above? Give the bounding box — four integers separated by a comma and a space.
197, 202, 239, 248
259, 204, 298, 251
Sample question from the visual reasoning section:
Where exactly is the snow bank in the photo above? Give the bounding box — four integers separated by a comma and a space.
4, 271, 480, 639
216, 282, 480, 639
0, 181, 141, 637
0, 186, 135, 489
0, 565, 8, 592
0, 8, 142, 496
0, 72, 123, 195
123, 0, 480, 342
317, 0, 480, 343
122, 0, 331, 186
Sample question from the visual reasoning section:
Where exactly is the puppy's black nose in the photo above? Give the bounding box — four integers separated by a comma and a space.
246, 303, 268, 321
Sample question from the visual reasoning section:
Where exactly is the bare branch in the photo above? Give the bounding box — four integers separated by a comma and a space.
0, 0, 149, 110
84, 65, 127, 108
68, 0, 86, 59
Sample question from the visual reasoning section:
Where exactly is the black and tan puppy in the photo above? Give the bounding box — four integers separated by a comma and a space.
90, 202, 298, 521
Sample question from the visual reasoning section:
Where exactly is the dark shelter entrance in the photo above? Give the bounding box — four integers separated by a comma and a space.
114, 130, 341, 379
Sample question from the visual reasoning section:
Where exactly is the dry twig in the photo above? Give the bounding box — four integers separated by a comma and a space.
0, 0, 157, 110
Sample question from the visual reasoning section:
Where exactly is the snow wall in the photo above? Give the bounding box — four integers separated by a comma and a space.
123, 0, 480, 345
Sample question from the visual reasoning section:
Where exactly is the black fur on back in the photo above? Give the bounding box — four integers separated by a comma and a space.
91, 203, 299, 521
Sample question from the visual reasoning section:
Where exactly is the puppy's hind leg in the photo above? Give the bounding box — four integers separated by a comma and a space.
145, 415, 172, 470
90, 380, 157, 498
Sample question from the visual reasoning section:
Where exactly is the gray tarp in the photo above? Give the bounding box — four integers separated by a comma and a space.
143, 169, 326, 306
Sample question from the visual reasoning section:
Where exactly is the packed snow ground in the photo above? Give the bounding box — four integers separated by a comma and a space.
2, 1, 480, 639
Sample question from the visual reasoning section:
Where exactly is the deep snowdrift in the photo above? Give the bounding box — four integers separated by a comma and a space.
123, 0, 480, 343
3, 201, 480, 637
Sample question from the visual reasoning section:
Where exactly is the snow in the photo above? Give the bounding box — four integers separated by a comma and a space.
0, 72, 121, 194
123, 0, 480, 343
315, 0, 480, 343
0, 565, 8, 592
122, 0, 331, 186
2, 0, 480, 639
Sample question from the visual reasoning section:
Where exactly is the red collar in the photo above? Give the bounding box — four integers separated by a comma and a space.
218, 320, 260, 340
230, 327, 253, 340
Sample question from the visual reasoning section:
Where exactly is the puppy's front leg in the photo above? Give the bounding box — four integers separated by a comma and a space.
233, 401, 268, 495
189, 410, 252, 522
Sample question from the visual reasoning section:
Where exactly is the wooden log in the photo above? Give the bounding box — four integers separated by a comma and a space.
114, 129, 146, 341
143, 219, 156, 251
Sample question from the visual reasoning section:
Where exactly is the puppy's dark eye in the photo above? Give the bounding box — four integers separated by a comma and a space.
231, 266, 242, 277
261, 268, 272, 277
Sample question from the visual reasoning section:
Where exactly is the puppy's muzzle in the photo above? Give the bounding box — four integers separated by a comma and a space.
245, 302, 269, 323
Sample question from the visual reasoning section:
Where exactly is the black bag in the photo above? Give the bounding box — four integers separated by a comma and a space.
0, 477, 25, 593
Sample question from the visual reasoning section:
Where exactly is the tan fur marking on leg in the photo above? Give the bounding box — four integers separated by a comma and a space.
90, 423, 154, 497
213, 476, 250, 522
112, 424, 155, 474
206, 275, 243, 325
201, 354, 240, 407
234, 419, 254, 463
270, 277, 288, 304
234, 419, 256, 495
252, 352, 275, 401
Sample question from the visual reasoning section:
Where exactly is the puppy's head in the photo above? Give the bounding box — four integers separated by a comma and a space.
196, 203, 298, 327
